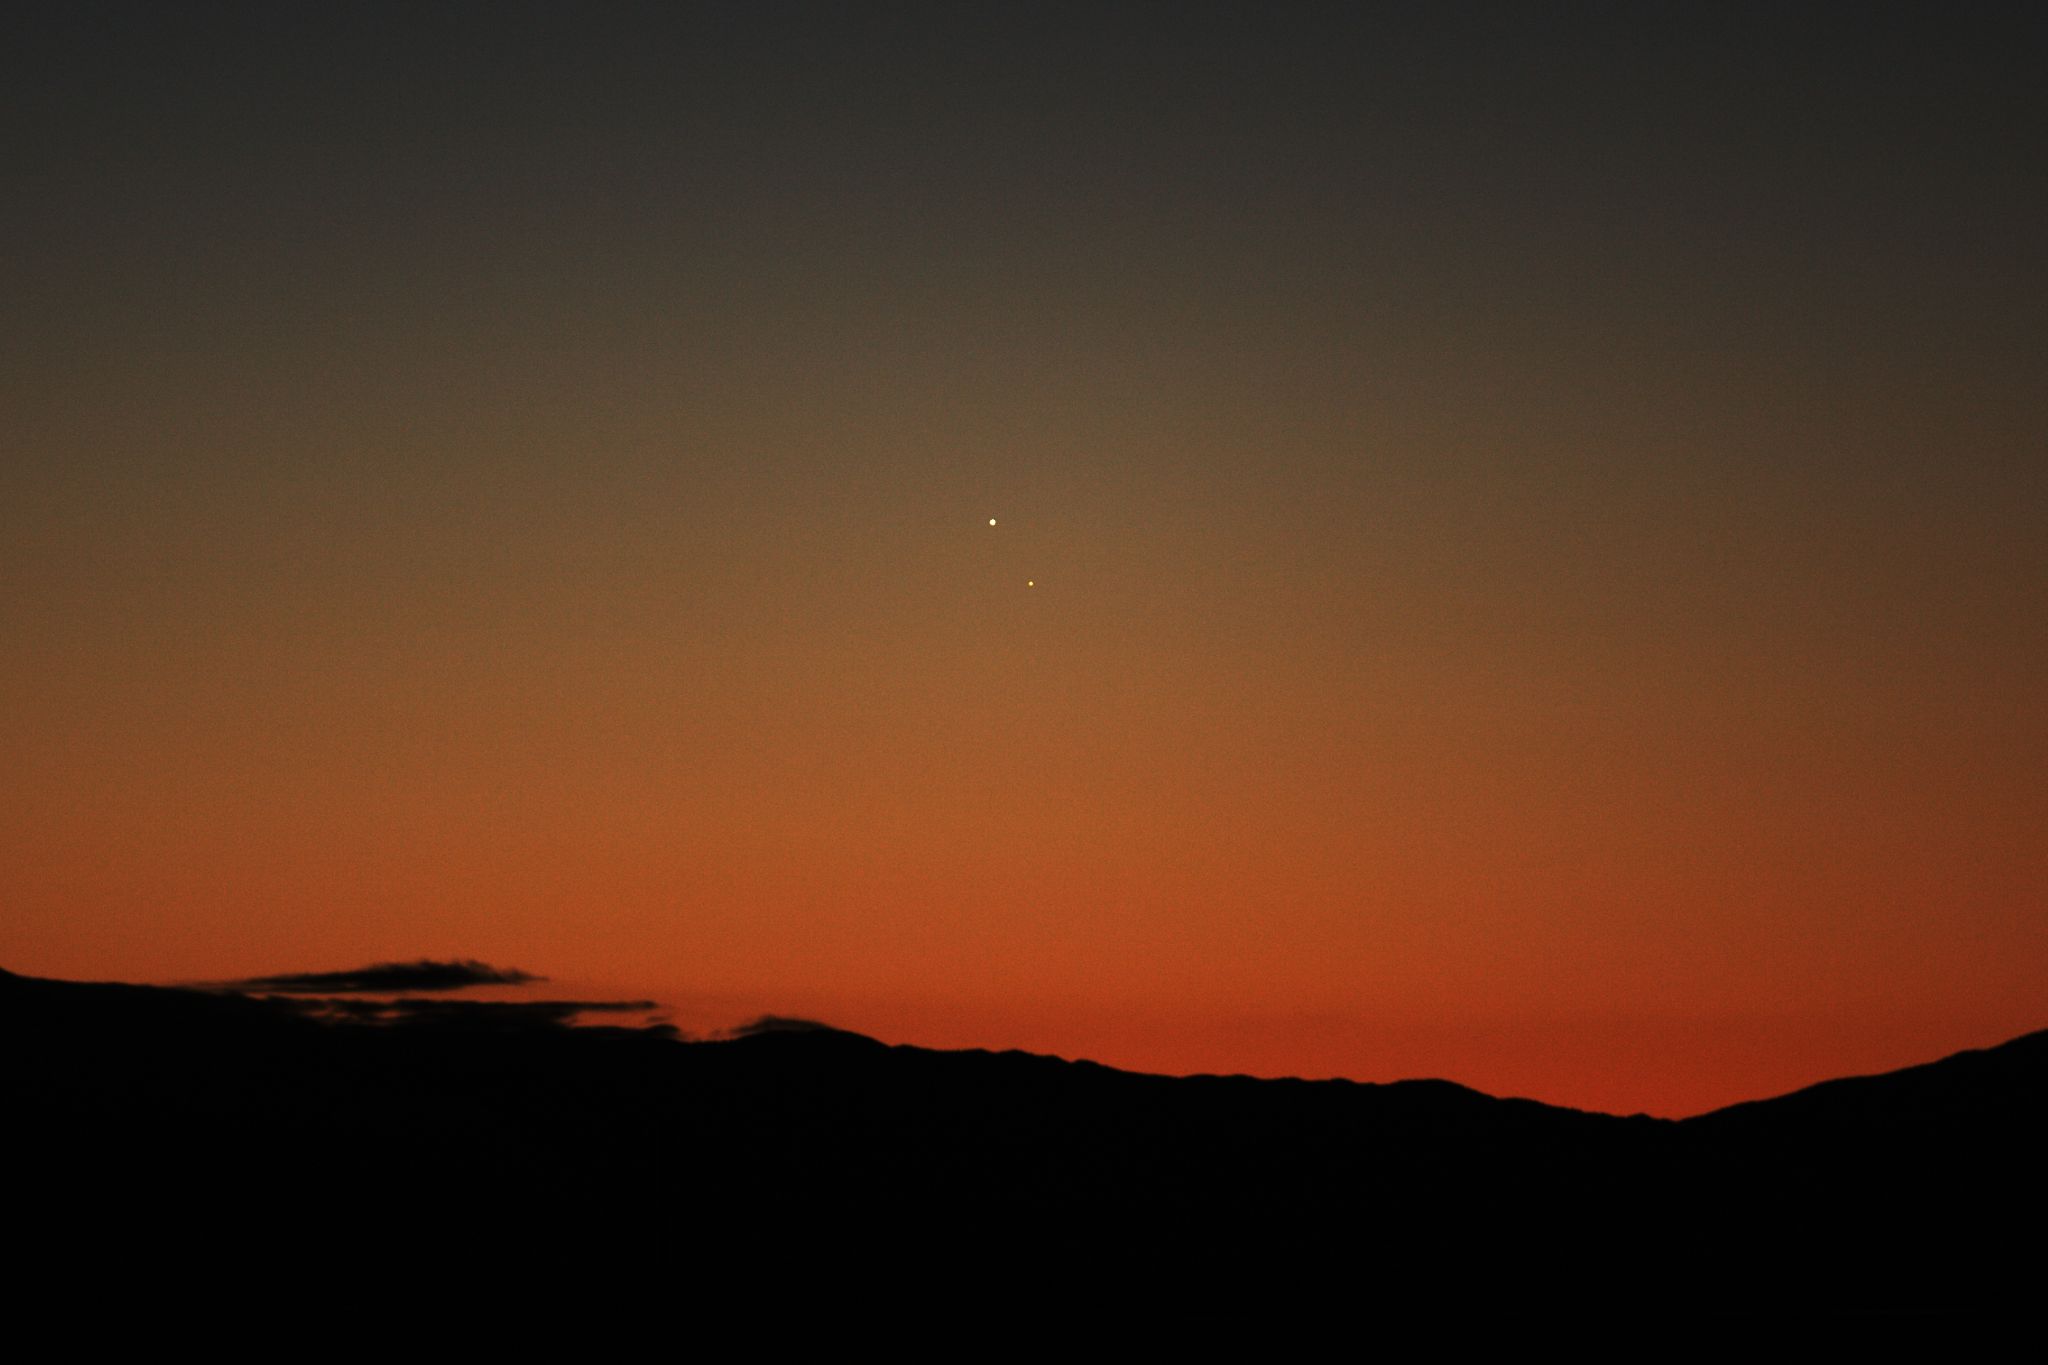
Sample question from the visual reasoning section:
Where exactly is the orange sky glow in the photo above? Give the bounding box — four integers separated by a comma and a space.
3, 5, 2042, 1116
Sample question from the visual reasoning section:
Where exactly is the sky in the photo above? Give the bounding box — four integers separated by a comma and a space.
3, 2, 2042, 1116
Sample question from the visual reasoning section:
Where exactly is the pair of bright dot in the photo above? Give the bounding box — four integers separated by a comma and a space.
989, 520, 1033, 585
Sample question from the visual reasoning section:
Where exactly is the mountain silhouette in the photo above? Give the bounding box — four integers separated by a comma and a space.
6, 966, 2036, 1304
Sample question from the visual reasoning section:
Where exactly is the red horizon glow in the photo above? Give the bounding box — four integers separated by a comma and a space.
3, 8, 2041, 1121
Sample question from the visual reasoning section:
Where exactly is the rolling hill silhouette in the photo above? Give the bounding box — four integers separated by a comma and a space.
6, 966, 2036, 1303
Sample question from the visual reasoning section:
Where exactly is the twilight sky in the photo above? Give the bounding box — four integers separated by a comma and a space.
4, 2, 2042, 1115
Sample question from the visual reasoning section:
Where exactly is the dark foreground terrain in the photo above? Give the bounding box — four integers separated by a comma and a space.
6, 966, 2039, 1306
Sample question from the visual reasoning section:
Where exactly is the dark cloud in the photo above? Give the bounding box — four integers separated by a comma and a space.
727, 1015, 839, 1037
285, 996, 389, 1020
284, 996, 660, 1032
235, 959, 543, 993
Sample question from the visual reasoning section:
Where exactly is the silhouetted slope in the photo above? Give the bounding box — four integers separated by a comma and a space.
1669, 1028, 2048, 1307
1693, 1028, 2048, 1133
6, 968, 2038, 1302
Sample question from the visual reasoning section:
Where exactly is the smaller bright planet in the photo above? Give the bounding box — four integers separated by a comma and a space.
1027, 580, 1035, 587
988, 518, 997, 526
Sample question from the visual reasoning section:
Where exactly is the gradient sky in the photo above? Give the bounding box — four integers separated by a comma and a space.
4, 2, 2042, 1115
